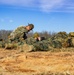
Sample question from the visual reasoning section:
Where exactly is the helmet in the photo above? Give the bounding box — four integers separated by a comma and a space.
28, 24, 34, 30
33, 32, 39, 38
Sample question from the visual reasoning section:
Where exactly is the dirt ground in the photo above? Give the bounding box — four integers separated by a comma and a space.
0, 48, 74, 75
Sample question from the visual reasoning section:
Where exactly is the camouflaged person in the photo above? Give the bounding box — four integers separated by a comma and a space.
57, 32, 73, 48
9, 24, 34, 41
5, 24, 34, 49
25, 32, 40, 44
26, 32, 46, 45
25, 32, 61, 52
51, 31, 69, 48
25, 32, 51, 51
33, 32, 46, 41
16, 31, 74, 52
32, 32, 63, 50
33, 32, 63, 51
67, 32, 74, 47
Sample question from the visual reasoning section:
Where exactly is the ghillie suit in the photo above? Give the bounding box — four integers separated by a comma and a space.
25, 37, 49, 51
25, 37, 37, 45
51, 40, 62, 48
4, 39, 18, 49
0, 39, 3, 48
32, 40, 50, 51
4, 36, 35, 52
33, 32, 46, 41
19, 44, 34, 52
47, 38, 62, 48
67, 32, 74, 47
25, 37, 62, 51
0, 39, 5, 48
52, 32, 69, 48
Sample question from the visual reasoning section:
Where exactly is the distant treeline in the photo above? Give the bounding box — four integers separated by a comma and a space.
27, 31, 56, 38
0, 30, 56, 40
0, 30, 12, 40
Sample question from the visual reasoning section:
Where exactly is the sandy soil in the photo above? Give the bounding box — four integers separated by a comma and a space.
0, 48, 74, 75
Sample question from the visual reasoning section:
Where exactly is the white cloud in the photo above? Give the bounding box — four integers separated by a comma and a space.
0, 0, 74, 12
39, 0, 64, 12
39, 0, 74, 12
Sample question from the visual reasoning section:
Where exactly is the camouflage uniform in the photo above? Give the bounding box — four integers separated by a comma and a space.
25, 37, 52, 51
31, 32, 66, 51
51, 32, 68, 48
9, 26, 28, 41
4, 26, 28, 49
33, 40, 50, 51
30, 32, 66, 51
5, 24, 34, 50
25, 32, 63, 51
67, 32, 74, 47
25, 37, 37, 45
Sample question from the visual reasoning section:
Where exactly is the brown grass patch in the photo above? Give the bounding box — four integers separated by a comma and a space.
5, 66, 35, 72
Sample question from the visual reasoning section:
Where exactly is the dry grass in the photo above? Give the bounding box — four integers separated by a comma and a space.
0, 48, 74, 75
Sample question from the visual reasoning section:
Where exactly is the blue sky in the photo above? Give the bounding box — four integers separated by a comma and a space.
0, 0, 74, 33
